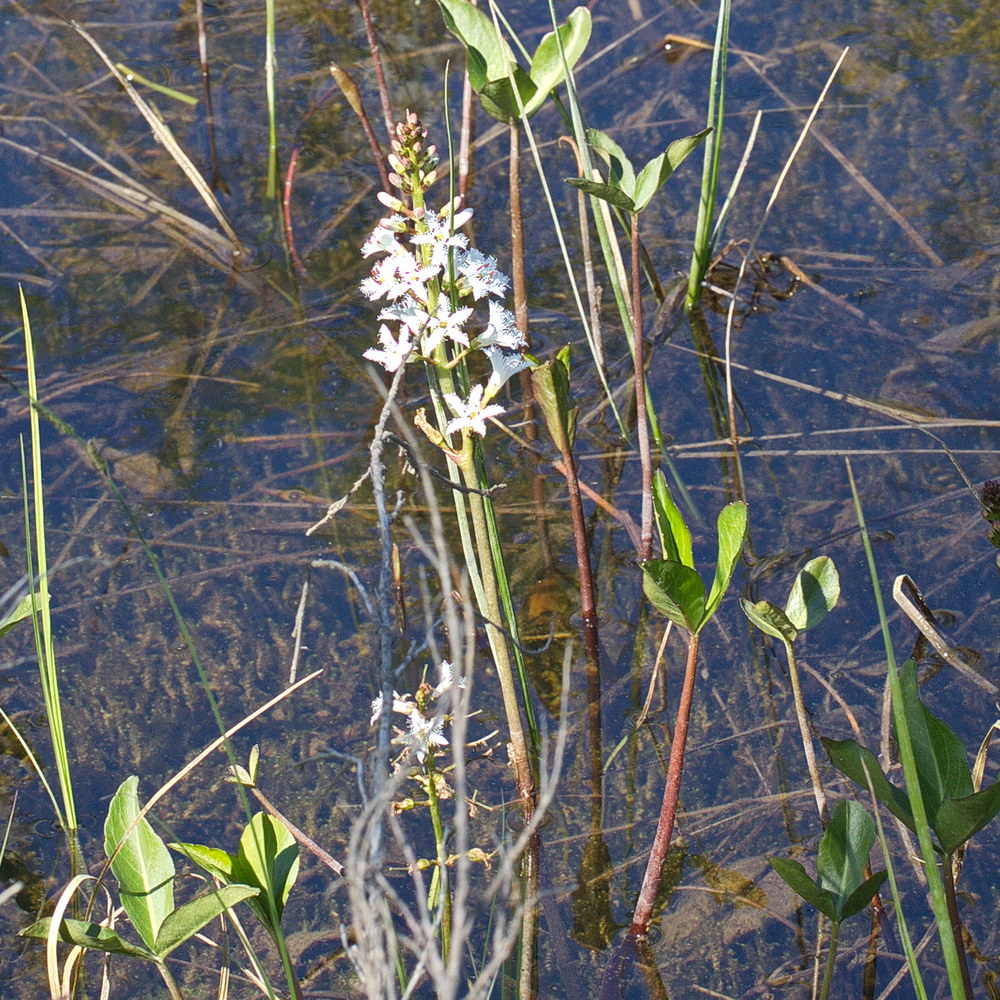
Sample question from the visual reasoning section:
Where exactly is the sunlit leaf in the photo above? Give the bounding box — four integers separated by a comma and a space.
0, 592, 43, 639
479, 68, 536, 123
652, 471, 692, 567
822, 737, 916, 832
585, 128, 635, 199
170, 842, 236, 883
641, 560, 705, 632
153, 885, 259, 958
232, 813, 299, 936
524, 7, 591, 117
530, 349, 577, 453
436, 0, 515, 91
633, 128, 711, 213
784, 556, 840, 633
703, 501, 748, 627
104, 776, 174, 952
20, 917, 155, 959
741, 599, 798, 643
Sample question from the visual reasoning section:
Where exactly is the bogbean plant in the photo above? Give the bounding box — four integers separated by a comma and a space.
359, 113, 537, 816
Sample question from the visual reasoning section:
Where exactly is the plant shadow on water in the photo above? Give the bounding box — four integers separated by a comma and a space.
1, 0, 1000, 997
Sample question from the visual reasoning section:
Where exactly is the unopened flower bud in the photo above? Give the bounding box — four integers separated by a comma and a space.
377, 191, 406, 212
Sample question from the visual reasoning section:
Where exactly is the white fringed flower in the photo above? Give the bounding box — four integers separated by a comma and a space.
444, 384, 506, 437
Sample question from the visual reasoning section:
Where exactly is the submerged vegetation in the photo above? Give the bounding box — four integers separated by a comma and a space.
1, 0, 999, 998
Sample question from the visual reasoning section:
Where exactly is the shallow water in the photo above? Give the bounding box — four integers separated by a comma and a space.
1, 0, 999, 997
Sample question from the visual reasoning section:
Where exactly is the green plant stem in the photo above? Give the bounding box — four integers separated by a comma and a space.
818, 919, 840, 1000
847, 459, 967, 1000
157, 960, 186, 1000
425, 754, 451, 963
264, 0, 277, 198
457, 445, 535, 814
630, 213, 653, 562
631, 629, 700, 934
781, 639, 828, 824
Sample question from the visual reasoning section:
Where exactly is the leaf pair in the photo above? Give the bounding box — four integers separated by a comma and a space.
437, 0, 591, 123
566, 127, 711, 216
741, 556, 840, 645
22, 777, 258, 963
172, 811, 299, 943
770, 800, 886, 924
823, 660, 1000, 855
640, 471, 747, 633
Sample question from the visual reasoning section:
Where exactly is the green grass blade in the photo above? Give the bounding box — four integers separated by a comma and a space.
20, 289, 77, 836
686, 0, 731, 309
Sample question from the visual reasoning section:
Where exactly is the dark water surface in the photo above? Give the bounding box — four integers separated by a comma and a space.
1, 0, 999, 997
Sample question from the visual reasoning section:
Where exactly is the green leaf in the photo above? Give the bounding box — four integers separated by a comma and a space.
153, 884, 259, 958
232, 813, 299, 935
840, 870, 888, 920
768, 857, 837, 921
702, 501, 748, 627
586, 128, 636, 200
771, 802, 885, 923
530, 350, 577, 453
0, 592, 43, 639
436, 0, 515, 91
652, 471, 692, 567
20, 916, 155, 959
479, 68, 537, 123
817, 801, 874, 918
169, 841, 237, 883
565, 177, 635, 213
741, 599, 798, 643
933, 783, 1000, 855
821, 737, 916, 833
641, 560, 705, 632
632, 128, 711, 213
784, 556, 839, 633
104, 776, 175, 951
524, 7, 591, 117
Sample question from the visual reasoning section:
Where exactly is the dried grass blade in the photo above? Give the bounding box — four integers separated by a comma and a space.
69, 20, 243, 256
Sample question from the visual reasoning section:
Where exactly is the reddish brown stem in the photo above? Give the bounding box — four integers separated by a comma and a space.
283, 148, 308, 278
355, 0, 394, 144
630, 628, 700, 935
630, 213, 652, 562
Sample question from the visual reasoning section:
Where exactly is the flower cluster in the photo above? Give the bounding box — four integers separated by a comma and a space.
360, 114, 531, 439
370, 660, 466, 765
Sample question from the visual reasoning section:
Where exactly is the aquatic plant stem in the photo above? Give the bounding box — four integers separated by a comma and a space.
424, 753, 452, 963
630, 213, 653, 563
264, 0, 278, 198
631, 629, 700, 934
509, 125, 529, 342
818, 919, 840, 1000
456, 444, 535, 813
356, 0, 394, 142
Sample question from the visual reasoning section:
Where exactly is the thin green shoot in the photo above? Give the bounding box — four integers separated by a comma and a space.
860, 756, 930, 1000
0, 705, 63, 834
846, 458, 967, 1000
265, 0, 278, 198
686, 0, 731, 310
114, 64, 199, 105
21, 290, 76, 840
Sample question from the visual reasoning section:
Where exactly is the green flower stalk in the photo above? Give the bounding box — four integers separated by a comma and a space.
359, 114, 537, 815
